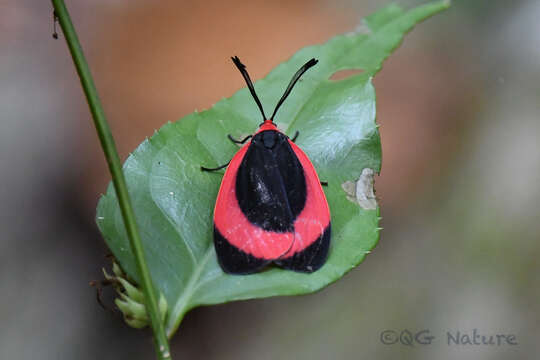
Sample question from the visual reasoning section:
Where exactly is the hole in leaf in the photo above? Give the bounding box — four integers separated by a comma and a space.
341, 168, 377, 210
329, 68, 364, 81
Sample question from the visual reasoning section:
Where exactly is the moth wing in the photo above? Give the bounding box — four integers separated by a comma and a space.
213, 142, 295, 274
275, 140, 331, 272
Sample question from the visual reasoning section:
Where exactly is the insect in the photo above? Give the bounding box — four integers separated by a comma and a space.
202, 56, 330, 274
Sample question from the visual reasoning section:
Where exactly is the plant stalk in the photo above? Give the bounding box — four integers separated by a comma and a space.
50, 1, 171, 359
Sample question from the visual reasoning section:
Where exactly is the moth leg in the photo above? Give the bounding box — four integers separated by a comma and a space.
228, 134, 252, 144
320, 181, 328, 187
201, 161, 230, 172
290, 130, 299, 142
203, 133, 247, 172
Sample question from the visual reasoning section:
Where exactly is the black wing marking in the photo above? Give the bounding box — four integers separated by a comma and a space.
214, 226, 270, 274
274, 224, 331, 272
235, 131, 306, 232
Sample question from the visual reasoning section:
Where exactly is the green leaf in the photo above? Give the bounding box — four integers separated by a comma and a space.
96, 1, 449, 337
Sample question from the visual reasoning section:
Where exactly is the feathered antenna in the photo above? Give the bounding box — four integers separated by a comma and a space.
270, 58, 318, 121
231, 56, 267, 121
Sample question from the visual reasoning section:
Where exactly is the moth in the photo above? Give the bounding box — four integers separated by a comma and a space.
202, 57, 330, 274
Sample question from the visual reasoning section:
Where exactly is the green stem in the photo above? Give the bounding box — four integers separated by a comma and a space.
51, 1, 171, 359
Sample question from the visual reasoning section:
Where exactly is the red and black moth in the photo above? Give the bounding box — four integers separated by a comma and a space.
202, 56, 330, 275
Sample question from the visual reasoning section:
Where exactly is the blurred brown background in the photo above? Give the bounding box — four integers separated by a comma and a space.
2, 0, 539, 359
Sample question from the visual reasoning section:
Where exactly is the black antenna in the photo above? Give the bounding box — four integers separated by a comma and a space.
270, 58, 318, 121
231, 56, 267, 121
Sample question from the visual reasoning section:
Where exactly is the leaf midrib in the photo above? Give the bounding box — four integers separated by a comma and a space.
166, 245, 214, 337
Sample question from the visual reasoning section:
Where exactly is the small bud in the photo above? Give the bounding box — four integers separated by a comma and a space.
102, 261, 168, 329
